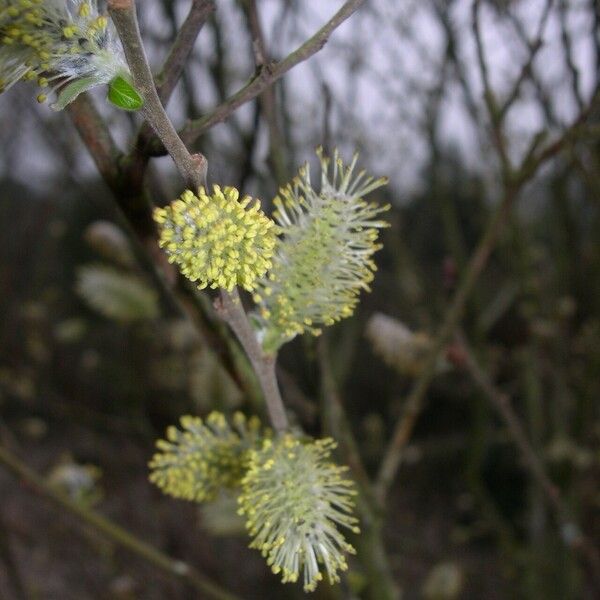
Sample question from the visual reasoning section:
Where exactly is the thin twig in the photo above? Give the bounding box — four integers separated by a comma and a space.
67, 94, 122, 191
472, 0, 510, 175
497, 0, 554, 122
216, 290, 289, 432
242, 0, 288, 184
155, 0, 215, 105
461, 336, 561, 505
557, 0, 585, 111
129, 0, 215, 173
318, 337, 399, 599
0, 510, 28, 600
108, 0, 207, 189
0, 444, 240, 600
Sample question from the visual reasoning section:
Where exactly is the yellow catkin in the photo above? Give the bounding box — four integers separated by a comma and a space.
154, 185, 278, 292
253, 149, 389, 352
238, 435, 359, 592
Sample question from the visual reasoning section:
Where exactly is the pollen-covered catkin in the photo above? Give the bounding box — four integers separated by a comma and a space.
149, 412, 264, 502
238, 435, 359, 592
253, 148, 389, 352
154, 185, 278, 292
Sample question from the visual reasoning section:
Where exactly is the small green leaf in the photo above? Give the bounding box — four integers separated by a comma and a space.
107, 75, 144, 111
52, 76, 100, 111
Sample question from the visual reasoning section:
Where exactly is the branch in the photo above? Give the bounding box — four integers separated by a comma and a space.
557, 0, 585, 111
472, 0, 510, 175
67, 94, 158, 242
497, 0, 554, 122
0, 444, 240, 600
318, 337, 399, 599
108, 0, 207, 189
146, 0, 365, 154
242, 0, 288, 184
461, 336, 561, 505
216, 290, 289, 433
67, 94, 122, 191
109, 0, 289, 434
156, 0, 215, 105
129, 0, 215, 173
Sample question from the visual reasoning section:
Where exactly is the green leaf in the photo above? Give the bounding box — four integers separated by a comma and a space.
107, 75, 144, 111
52, 76, 101, 111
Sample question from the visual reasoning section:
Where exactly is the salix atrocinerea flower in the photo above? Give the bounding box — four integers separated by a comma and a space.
149, 412, 265, 503
252, 148, 389, 352
75, 264, 159, 322
238, 435, 359, 592
0, 0, 142, 110
154, 185, 278, 292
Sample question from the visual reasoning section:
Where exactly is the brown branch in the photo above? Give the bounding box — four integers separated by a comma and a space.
521, 91, 600, 178
558, 0, 585, 111
317, 337, 399, 600
146, 0, 365, 154
497, 0, 554, 122
462, 336, 562, 505
472, 0, 510, 175
155, 0, 215, 105
127, 0, 214, 179
0, 444, 241, 600
67, 94, 158, 243
67, 94, 122, 191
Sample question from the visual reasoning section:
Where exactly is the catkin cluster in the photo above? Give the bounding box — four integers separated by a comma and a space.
149, 414, 359, 593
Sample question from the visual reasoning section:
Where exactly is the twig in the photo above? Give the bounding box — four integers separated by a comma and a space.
144, 0, 365, 154
0, 510, 28, 600
109, 0, 289, 433
242, 0, 288, 184
216, 290, 289, 432
67, 94, 158, 245
0, 444, 240, 600
497, 0, 554, 122
129, 0, 215, 174
461, 336, 561, 506
67, 94, 122, 192
155, 0, 215, 105
472, 0, 510, 175
108, 0, 207, 189
458, 334, 600, 583
557, 0, 585, 111
317, 336, 399, 599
